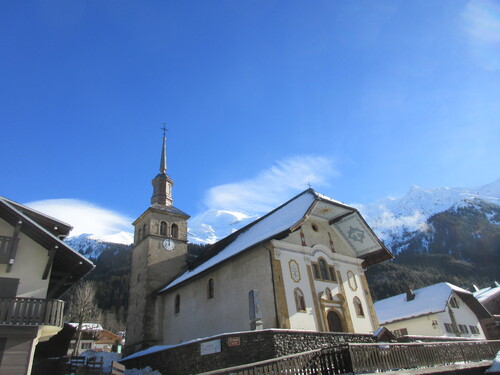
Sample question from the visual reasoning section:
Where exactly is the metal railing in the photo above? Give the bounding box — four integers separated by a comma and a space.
198, 340, 500, 375
0, 297, 64, 327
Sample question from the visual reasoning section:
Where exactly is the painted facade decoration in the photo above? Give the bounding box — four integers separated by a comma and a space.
374, 282, 491, 339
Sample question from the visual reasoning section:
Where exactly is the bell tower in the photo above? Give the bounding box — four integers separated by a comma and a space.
125, 129, 190, 355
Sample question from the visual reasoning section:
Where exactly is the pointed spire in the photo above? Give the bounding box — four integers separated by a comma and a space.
151, 125, 173, 206
160, 134, 167, 173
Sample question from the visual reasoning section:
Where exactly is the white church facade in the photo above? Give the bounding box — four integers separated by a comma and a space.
125, 135, 393, 354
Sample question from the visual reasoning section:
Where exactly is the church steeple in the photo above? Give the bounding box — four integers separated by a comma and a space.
151, 127, 173, 206
160, 130, 167, 174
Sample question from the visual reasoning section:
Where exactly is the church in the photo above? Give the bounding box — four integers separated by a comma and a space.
125, 135, 393, 355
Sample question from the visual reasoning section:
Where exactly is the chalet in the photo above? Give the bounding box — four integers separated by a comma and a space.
125, 135, 393, 355
67, 323, 124, 355
0, 197, 94, 375
474, 282, 500, 339
374, 282, 491, 339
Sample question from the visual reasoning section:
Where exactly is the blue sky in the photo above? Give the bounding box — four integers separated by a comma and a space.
1, 1, 499, 236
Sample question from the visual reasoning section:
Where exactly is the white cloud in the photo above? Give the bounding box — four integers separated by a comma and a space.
463, 0, 500, 70
25, 199, 133, 237
204, 155, 336, 213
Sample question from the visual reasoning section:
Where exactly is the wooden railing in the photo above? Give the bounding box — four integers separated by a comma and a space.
349, 340, 500, 373
198, 340, 500, 375
0, 297, 64, 327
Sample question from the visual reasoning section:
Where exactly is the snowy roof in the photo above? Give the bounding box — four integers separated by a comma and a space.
374, 282, 490, 325
161, 189, 392, 293
68, 323, 103, 331
473, 283, 500, 303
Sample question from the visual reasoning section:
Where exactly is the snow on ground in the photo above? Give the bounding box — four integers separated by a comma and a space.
80, 350, 163, 375
486, 350, 500, 373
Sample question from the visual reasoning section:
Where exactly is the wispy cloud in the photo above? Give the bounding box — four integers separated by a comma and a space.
204, 155, 336, 213
25, 199, 133, 237
463, 0, 500, 70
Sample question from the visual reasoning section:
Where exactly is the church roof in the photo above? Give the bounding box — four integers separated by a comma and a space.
160, 189, 392, 293
374, 282, 491, 325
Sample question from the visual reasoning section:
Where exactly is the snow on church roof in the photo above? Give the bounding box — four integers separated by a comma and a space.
160, 189, 392, 293
161, 190, 317, 291
374, 282, 476, 325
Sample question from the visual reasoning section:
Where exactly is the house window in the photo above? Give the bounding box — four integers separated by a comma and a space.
470, 325, 480, 334
353, 297, 365, 317
312, 258, 337, 282
171, 224, 179, 238
160, 221, 167, 236
294, 288, 306, 312
449, 297, 460, 308
207, 279, 214, 299
393, 328, 408, 338
81, 342, 92, 350
174, 294, 180, 314
458, 324, 469, 334
444, 323, 453, 333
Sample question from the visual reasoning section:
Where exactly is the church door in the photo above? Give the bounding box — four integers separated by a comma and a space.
327, 310, 343, 332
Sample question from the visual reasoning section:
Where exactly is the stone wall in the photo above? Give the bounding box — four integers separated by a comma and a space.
121, 329, 375, 375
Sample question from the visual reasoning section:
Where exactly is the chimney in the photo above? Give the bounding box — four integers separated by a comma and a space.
406, 288, 415, 301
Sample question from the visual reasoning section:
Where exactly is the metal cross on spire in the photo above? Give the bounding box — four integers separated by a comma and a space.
161, 122, 168, 138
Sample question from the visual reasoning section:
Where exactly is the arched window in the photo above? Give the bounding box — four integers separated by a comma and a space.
207, 278, 214, 299
319, 259, 329, 280
294, 288, 306, 312
137, 228, 142, 241
174, 294, 180, 314
160, 221, 167, 236
171, 223, 179, 238
142, 224, 147, 238
354, 297, 364, 317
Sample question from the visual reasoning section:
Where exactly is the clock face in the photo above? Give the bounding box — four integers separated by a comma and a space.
163, 239, 175, 251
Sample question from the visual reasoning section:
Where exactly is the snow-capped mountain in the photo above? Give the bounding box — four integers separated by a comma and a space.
187, 179, 500, 248
66, 232, 133, 259
188, 209, 258, 244
66, 179, 500, 261
353, 179, 500, 251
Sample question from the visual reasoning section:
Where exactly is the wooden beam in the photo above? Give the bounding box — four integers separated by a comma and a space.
47, 261, 82, 299
42, 245, 58, 280
6, 220, 22, 273
329, 211, 354, 225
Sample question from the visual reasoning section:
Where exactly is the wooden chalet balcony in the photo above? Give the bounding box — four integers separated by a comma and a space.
0, 297, 64, 327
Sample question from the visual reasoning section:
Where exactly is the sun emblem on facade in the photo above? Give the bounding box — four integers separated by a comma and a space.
348, 226, 365, 243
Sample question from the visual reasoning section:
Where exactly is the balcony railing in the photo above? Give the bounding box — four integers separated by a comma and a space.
0, 297, 64, 327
